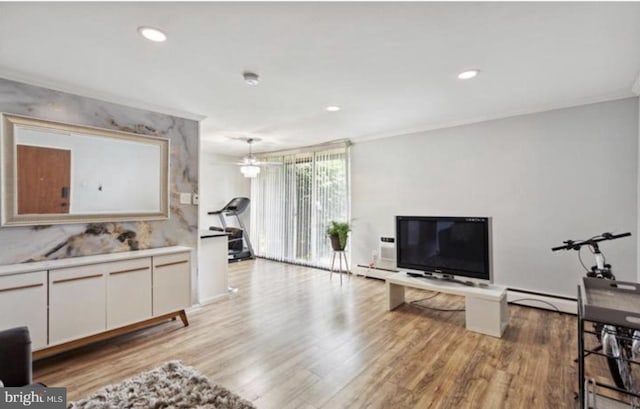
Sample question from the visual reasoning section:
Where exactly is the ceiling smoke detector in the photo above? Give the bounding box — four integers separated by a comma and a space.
243, 72, 260, 86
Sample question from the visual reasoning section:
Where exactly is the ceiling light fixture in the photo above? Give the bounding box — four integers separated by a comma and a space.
240, 164, 261, 178
137, 26, 167, 42
243, 72, 260, 86
238, 138, 261, 178
326, 106, 341, 112
232, 137, 282, 178
457, 69, 480, 80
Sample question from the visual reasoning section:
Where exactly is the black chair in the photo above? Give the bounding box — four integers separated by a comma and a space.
0, 326, 41, 387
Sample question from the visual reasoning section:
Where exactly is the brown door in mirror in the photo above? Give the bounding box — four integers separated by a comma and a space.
17, 145, 71, 214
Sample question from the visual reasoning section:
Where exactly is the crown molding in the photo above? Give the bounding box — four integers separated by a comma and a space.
0, 67, 207, 122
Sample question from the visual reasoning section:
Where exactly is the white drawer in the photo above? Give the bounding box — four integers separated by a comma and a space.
152, 252, 190, 316
0, 271, 47, 350
107, 258, 152, 329
49, 266, 107, 345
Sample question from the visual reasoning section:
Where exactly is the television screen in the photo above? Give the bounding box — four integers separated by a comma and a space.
395, 216, 491, 281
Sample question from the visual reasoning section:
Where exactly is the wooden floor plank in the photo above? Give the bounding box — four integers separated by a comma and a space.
34, 258, 581, 408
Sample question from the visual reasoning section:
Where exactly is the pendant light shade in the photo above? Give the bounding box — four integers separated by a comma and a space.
240, 164, 260, 178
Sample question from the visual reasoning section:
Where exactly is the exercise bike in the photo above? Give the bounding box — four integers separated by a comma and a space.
552, 232, 640, 394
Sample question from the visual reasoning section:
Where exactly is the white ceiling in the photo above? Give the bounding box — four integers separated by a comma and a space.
1, 2, 639, 156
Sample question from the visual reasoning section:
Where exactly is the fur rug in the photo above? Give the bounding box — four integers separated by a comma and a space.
68, 361, 256, 409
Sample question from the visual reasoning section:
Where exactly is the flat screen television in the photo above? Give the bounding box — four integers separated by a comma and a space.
395, 216, 492, 282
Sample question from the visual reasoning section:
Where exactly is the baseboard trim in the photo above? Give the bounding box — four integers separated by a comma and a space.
507, 288, 577, 314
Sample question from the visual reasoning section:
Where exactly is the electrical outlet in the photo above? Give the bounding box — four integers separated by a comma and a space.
179, 193, 191, 204
192, 194, 199, 205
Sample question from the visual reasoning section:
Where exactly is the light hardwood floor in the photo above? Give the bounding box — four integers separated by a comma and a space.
34, 258, 583, 408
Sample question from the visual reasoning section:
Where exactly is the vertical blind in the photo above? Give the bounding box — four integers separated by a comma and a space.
250, 144, 350, 269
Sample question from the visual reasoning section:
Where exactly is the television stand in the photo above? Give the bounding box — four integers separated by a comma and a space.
406, 272, 475, 287
387, 272, 509, 337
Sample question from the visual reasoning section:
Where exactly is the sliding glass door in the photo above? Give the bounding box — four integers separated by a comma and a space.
250, 144, 350, 269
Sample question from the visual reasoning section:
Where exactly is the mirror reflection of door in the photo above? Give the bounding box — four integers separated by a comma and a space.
17, 145, 71, 214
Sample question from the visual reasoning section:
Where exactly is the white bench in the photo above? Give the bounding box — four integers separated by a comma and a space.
386, 272, 509, 337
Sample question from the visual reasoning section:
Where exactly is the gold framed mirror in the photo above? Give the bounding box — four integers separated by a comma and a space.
1, 113, 170, 227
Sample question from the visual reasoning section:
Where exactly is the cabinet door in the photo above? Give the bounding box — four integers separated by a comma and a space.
49, 264, 107, 345
106, 258, 152, 329
0, 271, 47, 350
153, 252, 190, 316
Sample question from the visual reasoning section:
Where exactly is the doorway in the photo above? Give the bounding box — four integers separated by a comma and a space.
17, 144, 71, 214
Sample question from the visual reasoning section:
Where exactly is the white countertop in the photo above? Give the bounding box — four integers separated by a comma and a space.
199, 230, 229, 239
0, 246, 192, 277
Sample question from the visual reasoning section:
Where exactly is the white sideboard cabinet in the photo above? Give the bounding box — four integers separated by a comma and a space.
0, 246, 191, 359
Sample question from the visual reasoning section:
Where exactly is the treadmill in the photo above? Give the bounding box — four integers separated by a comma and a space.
208, 197, 254, 262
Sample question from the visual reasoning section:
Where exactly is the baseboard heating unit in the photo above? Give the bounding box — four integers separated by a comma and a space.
507, 288, 577, 314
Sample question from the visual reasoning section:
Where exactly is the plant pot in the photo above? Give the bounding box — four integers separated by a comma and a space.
330, 234, 346, 251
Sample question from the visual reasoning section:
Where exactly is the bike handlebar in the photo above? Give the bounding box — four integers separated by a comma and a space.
551, 232, 632, 252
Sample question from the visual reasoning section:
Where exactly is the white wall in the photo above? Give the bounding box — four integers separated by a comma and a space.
199, 152, 251, 231
638, 95, 640, 282
351, 97, 639, 297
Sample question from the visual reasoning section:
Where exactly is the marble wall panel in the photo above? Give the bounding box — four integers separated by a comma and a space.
0, 78, 199, 265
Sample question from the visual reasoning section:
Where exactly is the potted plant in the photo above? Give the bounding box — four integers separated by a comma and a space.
327, 221, 351, 251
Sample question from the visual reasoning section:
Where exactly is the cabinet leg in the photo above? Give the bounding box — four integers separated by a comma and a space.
178, 310, 189, 327
387, 282, 405, 311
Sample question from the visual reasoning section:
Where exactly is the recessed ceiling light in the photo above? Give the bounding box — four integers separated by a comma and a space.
458, 69, 480, 80
243, 72, 260, 86
326, 106, 341, 112
138, 26, 167, 42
